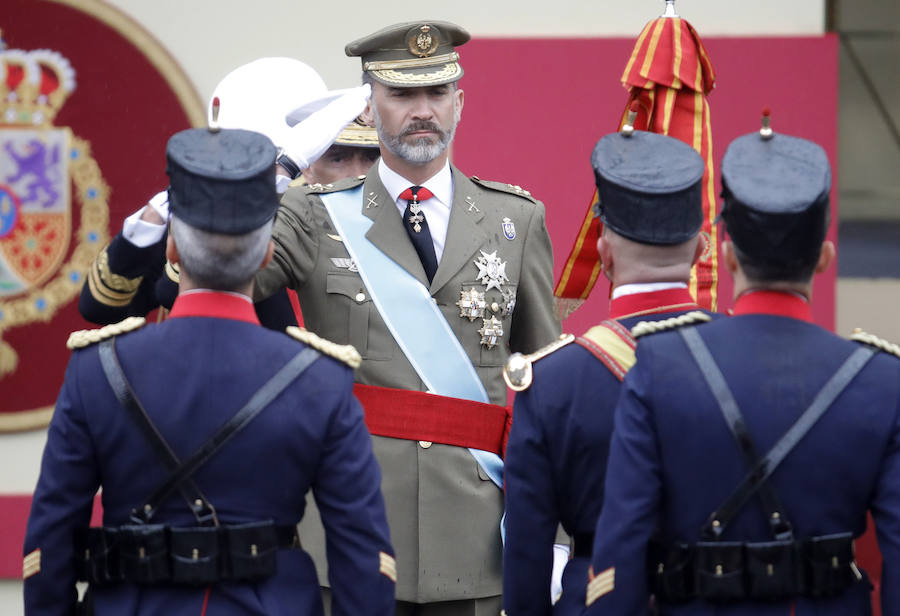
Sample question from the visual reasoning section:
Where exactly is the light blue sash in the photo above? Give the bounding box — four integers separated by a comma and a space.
321, 187, 503, 488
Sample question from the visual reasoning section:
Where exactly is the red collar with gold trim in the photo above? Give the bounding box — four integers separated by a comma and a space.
732, 290, 812, 322
608, 287, 700, 320
167, 291, 259, 325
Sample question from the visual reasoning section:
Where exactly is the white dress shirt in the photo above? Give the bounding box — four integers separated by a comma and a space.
378, 158, 453, 263
611, 281, 688, 300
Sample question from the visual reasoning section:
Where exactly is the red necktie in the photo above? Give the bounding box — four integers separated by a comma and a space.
399, 186, 438, 283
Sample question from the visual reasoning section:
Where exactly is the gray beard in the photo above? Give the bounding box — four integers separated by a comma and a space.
373, 108, 455, 164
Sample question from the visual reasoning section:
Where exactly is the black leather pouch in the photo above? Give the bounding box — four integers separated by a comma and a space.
170, 526, 221, 585
117, 524, 170, 584
803, 533, 856, 597
649, 541, 695, 603
74, 527, 121, 585
694, 541, 745, 601
226, 521, 278, 581
745, 539, 800, 599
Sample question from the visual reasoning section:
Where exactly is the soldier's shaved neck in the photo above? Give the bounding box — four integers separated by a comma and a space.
599, 227, 701, 288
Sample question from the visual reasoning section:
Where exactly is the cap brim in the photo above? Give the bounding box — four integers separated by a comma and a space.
285, 87, 362, 126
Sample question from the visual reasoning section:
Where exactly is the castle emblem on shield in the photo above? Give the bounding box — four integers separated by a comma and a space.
0, 33, 111, 378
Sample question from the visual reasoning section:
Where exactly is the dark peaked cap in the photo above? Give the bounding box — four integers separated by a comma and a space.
345, 20, 470, 87
166, 128, 278, 235
720, 131, 830, 265
592, 130, 705, 245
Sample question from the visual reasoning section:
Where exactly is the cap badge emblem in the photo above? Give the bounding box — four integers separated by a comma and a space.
474, 250, 509, 292
408, 25, 439, 58
502, 217, 516, 240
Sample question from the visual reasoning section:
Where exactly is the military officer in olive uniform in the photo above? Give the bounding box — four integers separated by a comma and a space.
586, 122, 900, 614
502, 129, 717, 615
254, 20, 561, 615
24, 127, 396, 615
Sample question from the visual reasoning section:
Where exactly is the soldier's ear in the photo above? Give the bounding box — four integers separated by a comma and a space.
259, 240, 274, 271
815, 240, 835, 274
360, 98, 376, 127
722, 240, 738, 274
454, 88, 464, 123
165, 234, 180, 266
691, 233, 706, 266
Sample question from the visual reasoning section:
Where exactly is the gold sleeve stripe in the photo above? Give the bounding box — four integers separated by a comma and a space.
585, 566, 615, 606
23, 549, 41, 579
379, 551, 397, 583
87, 261, 140, 306
94, 248, 143, 292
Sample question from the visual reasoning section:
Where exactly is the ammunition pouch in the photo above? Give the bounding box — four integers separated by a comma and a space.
650, 533, 860, 603
75, 521, 297, 586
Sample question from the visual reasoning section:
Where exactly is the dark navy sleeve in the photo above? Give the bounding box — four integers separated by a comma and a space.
312, 365, 395, 616
79, 232, 166, 324
871, 357, 900, 613
502, 380, 558, 616
587, 347, 661, 614
254, 290, 298, 331
23, 353, 101, 615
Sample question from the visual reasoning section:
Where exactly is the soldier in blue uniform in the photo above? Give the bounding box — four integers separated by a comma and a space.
23, 126, 396, 616
502, 128, 717, 616
586, 120, 900, 614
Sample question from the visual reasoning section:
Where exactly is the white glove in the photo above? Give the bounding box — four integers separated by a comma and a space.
279, 84, 372, 170
122, 190, 169, 248
551, 543, 570, 604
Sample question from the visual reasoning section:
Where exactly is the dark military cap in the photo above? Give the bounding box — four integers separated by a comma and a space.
345, 20, 470, 87
591, 130, 705, 245
720, 131, 830, 265
166, 128, 278, 235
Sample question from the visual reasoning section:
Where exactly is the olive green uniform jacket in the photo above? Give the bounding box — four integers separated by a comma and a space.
255, 164, 561, 603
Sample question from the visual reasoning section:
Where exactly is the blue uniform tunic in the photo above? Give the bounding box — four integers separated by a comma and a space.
503, 287, 717, 616
24, 291, 395, 616
587, 290, 900, 615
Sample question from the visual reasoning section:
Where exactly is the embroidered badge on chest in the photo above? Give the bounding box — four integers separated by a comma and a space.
330, 257, 358, 272
457, 287, 486, 321
501, 217, 516, 240
478, 316, 504, 349
474, 250, 509, 292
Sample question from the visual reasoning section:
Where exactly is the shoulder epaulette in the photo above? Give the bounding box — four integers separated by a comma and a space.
503, 333, 575, 391
631, 310, 712, 339
66, 316, 146, 350
578, 320, 637, 382
850, 329, 900, 359
285, 326, 361, 369
469, 176, 537, 203
303, 175, 365, 195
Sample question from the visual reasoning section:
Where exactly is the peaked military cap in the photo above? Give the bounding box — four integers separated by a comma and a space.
591, 130, 704, 245
345, 20, 470, 87
166, 128, 278, 235
720, 131, 830, 266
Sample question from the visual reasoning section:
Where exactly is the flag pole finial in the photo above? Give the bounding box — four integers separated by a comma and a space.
760, 107, 773, 140
662, 0, 679, 18
622, 101, 639, 137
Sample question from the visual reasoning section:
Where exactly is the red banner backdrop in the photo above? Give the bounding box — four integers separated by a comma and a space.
0, 0, 203, 432
453, 34, 839, 336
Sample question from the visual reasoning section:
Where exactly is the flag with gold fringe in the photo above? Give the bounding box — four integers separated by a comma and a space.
555, 5, 718, 318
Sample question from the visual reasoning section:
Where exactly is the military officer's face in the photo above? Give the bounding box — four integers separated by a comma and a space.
367, 81, 464, 164
303, 145, 380, 185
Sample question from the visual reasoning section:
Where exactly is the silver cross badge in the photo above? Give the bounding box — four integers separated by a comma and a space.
457, 287, 486, 321
474, 250, 509, 292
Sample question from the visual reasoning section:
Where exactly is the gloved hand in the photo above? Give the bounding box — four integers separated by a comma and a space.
280, 83, 372, 170
123, 190, 169, 247
142, 190, 170, 223
551, 543, 570, 604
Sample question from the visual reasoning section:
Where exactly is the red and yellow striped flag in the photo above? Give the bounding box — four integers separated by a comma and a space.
555, 17, 718, 317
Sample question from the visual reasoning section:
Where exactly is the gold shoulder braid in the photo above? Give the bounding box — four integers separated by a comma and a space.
469, 176, 537, 203
503, 333, 576, 392
631, 311, 712, 339
285, 326, 361, 369
850, 329, 900, 359
66, 317, 147, 350
304, 175, 365, 195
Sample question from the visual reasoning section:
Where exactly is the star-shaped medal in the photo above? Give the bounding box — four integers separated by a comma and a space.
500, 287, 517, 317
457, 287, 487, 321
478, 316, 504, 349
474, 250, 509, 292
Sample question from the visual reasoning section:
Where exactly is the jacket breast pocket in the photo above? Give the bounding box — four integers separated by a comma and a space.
326, 272, 392, 360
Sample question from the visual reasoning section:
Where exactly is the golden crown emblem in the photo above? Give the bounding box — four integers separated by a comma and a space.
0, 30, 76, 127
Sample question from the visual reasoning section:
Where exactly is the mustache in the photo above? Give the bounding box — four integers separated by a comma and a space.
401, 121, 444, 137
